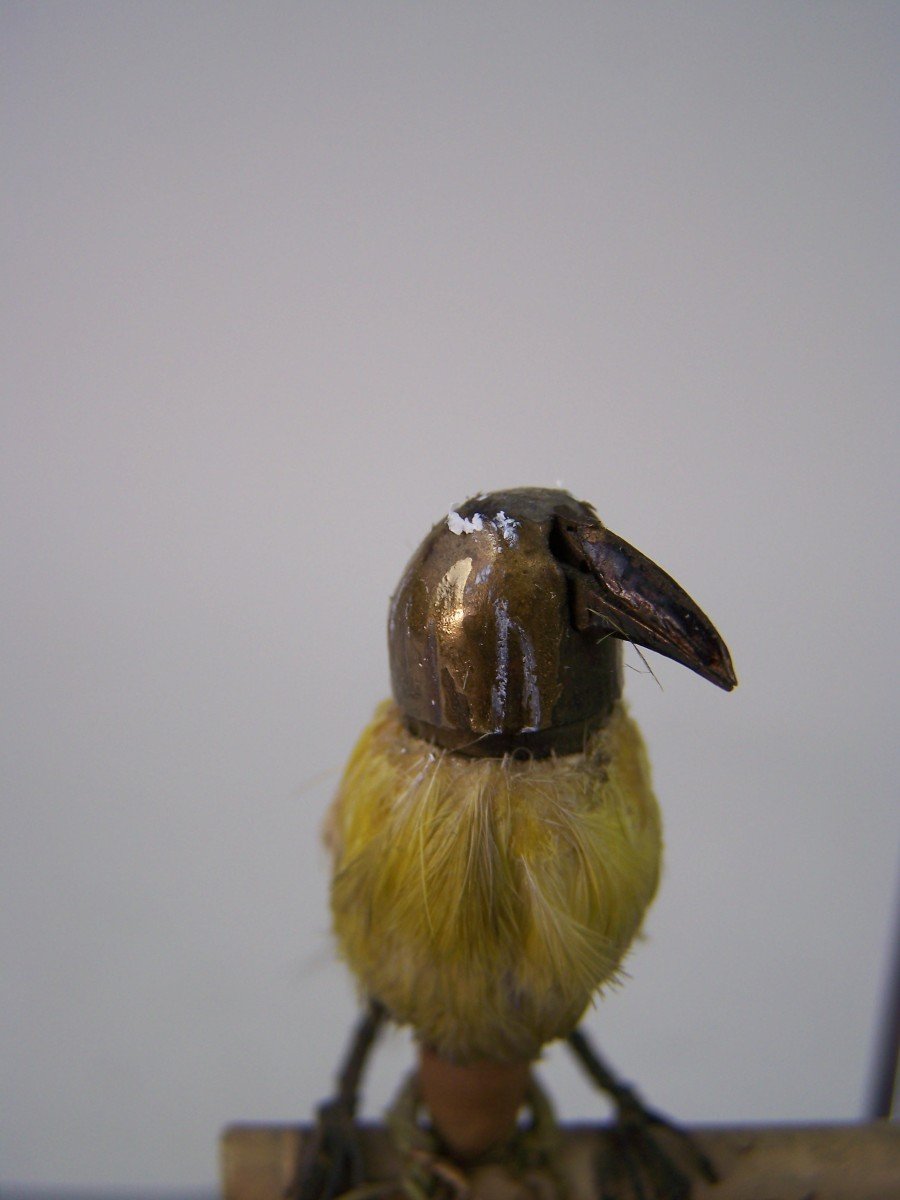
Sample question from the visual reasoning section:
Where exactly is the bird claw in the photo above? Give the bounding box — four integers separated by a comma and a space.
285, 1097, 367, 1200
601, 1090, 717, 1200
287, 1003, 389, 1200
566, 1030, 716, 1200
406, 1148, 472, 1200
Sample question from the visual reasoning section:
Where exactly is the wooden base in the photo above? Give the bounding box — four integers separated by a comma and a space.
221, 1121, 900, 1200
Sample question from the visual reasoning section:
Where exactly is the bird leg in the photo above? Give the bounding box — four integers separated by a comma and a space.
567, 1028, 717, 1200
285, 1000, 387, 1200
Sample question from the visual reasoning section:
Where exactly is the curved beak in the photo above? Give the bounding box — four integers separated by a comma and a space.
556, 520, 737, 691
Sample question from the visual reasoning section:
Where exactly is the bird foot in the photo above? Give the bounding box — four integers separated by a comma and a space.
601, 1085, 717, 1200
286, 1002, 388, 1200
284, 1096, 368, 1200
567, 1028, 717, 1200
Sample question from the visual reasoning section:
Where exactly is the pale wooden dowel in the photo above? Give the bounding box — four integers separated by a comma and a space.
221, 1121, 900, 1200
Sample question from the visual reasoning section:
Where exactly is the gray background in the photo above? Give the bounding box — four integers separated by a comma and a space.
3, 2, 898, 1190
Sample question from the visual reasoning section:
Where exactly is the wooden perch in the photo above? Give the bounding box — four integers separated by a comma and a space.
221, 1120, 900, 1200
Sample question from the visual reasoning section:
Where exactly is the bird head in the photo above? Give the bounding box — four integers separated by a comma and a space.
388, 487, 736, 757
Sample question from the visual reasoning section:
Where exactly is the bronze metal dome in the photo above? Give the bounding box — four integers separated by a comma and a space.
388, 487, 735, 757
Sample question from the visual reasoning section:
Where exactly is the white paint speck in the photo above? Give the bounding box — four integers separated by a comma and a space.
448, 510, 484, 535
493, 510, 519, 545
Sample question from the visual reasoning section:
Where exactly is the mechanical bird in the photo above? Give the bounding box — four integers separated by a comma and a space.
294, 487, 736, 1200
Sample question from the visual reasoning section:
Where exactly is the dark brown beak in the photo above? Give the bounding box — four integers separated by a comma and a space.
555, 519, 737, 691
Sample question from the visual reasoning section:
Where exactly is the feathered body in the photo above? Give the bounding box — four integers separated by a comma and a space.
328, 698, 661, 1064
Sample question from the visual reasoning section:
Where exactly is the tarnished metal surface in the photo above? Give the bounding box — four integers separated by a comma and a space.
387, 488, 736, 757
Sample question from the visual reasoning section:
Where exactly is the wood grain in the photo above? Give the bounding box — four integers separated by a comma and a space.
221, 1121, 900, 1200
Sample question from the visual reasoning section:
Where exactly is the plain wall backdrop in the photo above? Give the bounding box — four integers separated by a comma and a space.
2, 2, 898, 1189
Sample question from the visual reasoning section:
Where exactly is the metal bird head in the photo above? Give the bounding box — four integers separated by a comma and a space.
388, 487, 736, 757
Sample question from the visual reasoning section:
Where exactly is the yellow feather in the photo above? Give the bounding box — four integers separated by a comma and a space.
328, 700, 662, 1064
